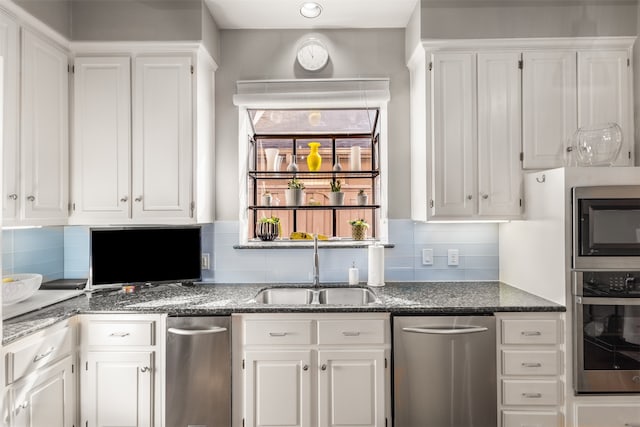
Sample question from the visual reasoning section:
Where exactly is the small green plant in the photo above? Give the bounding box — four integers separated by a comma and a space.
358, 189, 365, 196
330, 179, 342, 192
258, 216, 280, 224
349, 219, 369, 228
288, 177, 305, 190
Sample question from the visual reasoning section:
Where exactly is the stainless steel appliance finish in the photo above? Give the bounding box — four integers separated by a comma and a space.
574, 271, 640, 393
393, 316, 497, 427
573, 186, 640, 269
166, 316, 231, 427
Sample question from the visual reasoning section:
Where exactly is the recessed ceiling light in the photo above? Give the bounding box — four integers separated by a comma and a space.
300, 2, 322, 19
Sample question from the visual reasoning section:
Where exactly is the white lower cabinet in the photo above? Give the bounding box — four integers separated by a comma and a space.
2, 320, 76, 427
79, 314, 164, 427
573, 404, 640, 427
234, 313, 391, 427
497, 313, 565, 427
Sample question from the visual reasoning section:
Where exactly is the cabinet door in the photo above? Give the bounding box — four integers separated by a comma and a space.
0, 12, 19, 223
11, 356, 74, 427
575, 404, 640, 427
522, 51, 577, 169
132, 56, 193, 222
244, 350, 312, 427
83, 351, 154, 427
20, 29, 68, 223
578, 50, 632, 166
431, 52, 476, 217
318, 349, 386, 427
477, 52, 522, 217
72, 57, 131, 224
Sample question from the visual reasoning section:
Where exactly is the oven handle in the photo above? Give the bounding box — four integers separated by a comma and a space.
576, 296, 640, 306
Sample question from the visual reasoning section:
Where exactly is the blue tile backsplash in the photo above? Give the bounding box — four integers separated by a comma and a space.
3, 221, 499, 284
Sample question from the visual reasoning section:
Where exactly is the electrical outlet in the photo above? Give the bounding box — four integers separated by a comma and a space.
422, 248, 433, 265
447, 249, 459, 266
201, 253, 211, 270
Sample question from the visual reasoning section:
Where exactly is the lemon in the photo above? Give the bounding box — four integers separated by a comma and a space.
3, 277, 15, 283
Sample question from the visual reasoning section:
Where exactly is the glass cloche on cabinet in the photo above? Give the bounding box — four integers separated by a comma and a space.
566, 122, 623, 166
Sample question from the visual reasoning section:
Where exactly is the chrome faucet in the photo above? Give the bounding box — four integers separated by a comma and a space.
313, 234, 320, 287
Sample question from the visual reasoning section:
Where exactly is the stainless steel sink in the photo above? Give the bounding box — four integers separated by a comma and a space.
253, 287, 378, 305
253, 288, 314, 304
318, 287, 378, 305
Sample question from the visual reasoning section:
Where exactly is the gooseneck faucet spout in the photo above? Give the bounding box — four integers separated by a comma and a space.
313, 234, 320, 287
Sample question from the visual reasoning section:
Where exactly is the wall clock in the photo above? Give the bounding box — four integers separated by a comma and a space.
296, 38, 329, 71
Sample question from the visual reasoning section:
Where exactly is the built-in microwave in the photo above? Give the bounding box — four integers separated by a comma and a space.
573, 186, 640, 270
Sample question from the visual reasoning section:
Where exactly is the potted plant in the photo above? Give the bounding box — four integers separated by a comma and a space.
349, 218, 369, 240
328, 179, 345, 206
256, 216, 280, 241
285, 178, 305, 206
357, 189, 368, 206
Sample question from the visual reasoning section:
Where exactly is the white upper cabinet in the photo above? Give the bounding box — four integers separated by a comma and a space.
0, 11, 20, 222
19, 28, 69, 224
70, 50, 215, 225
577, 50, 632, 166
72, 57, 131, 223
477, 52, 522, 217
132, 56, 193, 222
431, 52, 476, 218
427, 50, 522, 220
522, 50, 577, 169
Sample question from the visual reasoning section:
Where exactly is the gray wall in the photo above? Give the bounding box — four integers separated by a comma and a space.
215, 29, 410, 220
201, 2, 220, 63
11, 0, 71, 38
71, 0, 202, 41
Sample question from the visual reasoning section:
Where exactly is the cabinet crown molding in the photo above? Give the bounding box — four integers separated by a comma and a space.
419, 36, 636, 52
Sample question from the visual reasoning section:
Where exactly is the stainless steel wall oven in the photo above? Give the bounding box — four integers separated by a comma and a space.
574, 271, 640, 393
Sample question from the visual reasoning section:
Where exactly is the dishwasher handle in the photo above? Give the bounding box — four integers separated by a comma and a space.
168, 326, 227, 336
402, 326, 489, 335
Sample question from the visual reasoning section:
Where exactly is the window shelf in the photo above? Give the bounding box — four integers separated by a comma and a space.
249, 204, 380, 210
248, 170, 380, 180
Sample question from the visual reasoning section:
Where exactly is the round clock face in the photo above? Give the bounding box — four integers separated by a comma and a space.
296, 38, 329, 71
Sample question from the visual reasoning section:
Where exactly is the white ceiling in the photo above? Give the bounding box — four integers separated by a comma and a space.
203, 0, 419, 29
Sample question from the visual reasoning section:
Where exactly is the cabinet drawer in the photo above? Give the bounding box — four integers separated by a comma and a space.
575, 404, 640, 427
502, 319, 558, 345
502, 379, 561, 406
6, 326, 72, 384
502, 350, 560, 376
245, 320, 312, 345
86, 319, 155, 346
317, 319, 385, 345
502, 410, 561, 427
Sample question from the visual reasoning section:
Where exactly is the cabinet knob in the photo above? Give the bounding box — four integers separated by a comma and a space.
120, 196, 129, 202
7, 193, 17, 201
466, 195, 472, 200
140, 366, 151, 373
15, 401, 28, 415
134, 196, 143, 202
303, 364, 309, 371
321, 364, 327, 371
26, 195, 35, 202
481, 194, 489, 200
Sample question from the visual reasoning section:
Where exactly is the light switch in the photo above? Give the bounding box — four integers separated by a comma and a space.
447, 249, 459, 266
422, 249, 433, 265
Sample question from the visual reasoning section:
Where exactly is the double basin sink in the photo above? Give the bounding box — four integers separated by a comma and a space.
254, 287, 379, 306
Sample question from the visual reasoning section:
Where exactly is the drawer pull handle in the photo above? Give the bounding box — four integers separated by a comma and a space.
342, 331, 361, 336
269, 332, 288, 337
109, 332, 130, 338
140, 366, 151, 373
522, 392, 542, 398
33, 347, 54, 363
625, 424, 640, 427
521, 362, 542, 368
521, 331, 542, 336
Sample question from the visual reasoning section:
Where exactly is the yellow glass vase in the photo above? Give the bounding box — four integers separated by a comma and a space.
307, 142, 322, 171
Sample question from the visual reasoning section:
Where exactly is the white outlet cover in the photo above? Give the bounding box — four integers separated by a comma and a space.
447, 249, 459, 266
422, 248, 433, 265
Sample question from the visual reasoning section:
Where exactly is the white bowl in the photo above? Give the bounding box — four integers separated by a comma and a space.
2, 274, 43, 305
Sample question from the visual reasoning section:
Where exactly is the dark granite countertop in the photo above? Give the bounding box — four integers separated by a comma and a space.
2, 281, 564, 345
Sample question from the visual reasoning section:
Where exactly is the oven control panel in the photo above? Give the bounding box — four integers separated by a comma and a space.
579, 271, 640, 296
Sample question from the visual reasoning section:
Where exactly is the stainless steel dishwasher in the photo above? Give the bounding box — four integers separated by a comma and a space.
166, 316, 231, 427
393, 316, 497, 427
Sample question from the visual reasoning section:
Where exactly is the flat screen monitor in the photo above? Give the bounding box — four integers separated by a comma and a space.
90, 226, 202, 287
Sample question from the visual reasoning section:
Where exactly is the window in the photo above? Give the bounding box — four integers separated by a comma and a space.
235, 79, 390, 246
